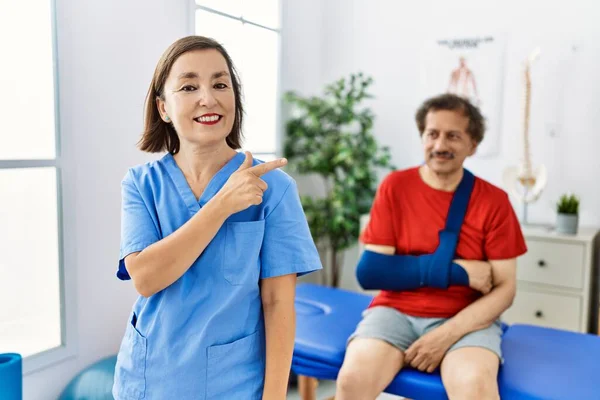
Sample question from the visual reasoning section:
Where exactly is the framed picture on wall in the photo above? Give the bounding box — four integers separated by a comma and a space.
419, 35, 506, 158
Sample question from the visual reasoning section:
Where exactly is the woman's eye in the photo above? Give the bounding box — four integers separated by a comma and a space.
181, 85, 196, 92
214, 83, 228, 89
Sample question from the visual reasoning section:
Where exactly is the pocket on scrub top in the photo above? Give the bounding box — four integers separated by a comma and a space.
114, 313, 147, 399
206, 331, 265, 400
222, 220, 265, 285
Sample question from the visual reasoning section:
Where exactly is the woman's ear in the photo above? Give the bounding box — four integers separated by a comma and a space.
156, 96, 169, 122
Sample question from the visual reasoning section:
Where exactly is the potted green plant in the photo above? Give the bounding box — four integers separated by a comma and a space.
283, 73, 395, 287
556, 193, 579, 234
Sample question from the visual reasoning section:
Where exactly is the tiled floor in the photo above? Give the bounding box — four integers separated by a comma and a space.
286, 379, 403, 399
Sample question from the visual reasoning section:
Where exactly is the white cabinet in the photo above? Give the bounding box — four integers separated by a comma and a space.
502, 226, 599, 333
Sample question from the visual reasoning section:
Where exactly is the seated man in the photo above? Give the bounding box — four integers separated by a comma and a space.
335, 94, 527, 400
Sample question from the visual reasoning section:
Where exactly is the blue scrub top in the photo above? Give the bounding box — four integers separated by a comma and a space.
113, 152, 322, 400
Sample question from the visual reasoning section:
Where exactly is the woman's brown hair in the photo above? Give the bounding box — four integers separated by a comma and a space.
138, 36, 244, 153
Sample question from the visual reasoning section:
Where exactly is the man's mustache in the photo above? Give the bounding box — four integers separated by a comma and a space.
430, 151, 455, 159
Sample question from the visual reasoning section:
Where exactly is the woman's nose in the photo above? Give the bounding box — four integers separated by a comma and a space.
197, 87, 217, 108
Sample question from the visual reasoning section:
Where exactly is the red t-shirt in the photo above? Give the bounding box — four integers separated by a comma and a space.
360, 167, 527, 318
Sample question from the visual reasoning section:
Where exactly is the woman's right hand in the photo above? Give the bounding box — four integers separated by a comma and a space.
215, 151, 287, 215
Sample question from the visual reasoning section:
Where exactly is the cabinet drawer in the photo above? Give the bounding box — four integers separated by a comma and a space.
517, 239, 585, 289
502, 289, 581, 332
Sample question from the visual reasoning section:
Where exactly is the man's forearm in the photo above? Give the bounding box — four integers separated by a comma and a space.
444, 281, 516, 339
356, 250, 469, 291
262, 300, 295, 400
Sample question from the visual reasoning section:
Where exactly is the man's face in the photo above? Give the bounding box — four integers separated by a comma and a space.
421, 109, 477, 176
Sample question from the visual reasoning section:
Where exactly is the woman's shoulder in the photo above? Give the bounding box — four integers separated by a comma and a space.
249, 158, 297, 208
122, 155, 170, 184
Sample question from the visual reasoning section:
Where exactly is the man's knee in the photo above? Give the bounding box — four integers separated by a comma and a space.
335, 338, 404, 399
443, 365, 499, 400
336, 365, 377, 396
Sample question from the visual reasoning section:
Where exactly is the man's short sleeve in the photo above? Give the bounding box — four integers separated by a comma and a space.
484, 192, 528, 260
360, 174, 397, 246
117, 170, 160, 280
260, 180, 323, 279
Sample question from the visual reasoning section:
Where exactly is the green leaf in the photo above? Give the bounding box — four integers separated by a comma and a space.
556, 193, 579, 214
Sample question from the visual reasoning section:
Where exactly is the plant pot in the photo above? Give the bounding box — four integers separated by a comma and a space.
556, 213, 578, 235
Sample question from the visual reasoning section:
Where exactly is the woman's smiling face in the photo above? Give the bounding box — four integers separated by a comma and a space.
156, 49, 236, 148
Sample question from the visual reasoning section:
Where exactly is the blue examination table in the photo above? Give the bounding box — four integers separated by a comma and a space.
293, 283, 600, 400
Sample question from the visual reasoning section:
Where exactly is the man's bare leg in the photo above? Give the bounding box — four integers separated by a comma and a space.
334, 338, 404, 400
440, 347, 500, 400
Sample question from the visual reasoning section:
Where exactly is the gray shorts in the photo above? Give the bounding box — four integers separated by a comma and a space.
348, 306, 504, 362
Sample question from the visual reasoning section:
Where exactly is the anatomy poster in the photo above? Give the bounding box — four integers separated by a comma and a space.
420, 35, 506, 158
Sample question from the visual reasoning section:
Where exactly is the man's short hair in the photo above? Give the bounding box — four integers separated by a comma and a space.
415, 93, 485, 144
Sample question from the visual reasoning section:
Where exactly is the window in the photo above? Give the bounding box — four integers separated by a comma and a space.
194, 0, 281, 161
0, 0, 66, 369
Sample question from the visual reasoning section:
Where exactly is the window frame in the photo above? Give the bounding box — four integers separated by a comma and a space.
0, 0, 78, 374
189, 0, 284, 158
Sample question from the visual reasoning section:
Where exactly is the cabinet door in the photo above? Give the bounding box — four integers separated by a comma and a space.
502, 289, 582, 332
517, 239, 585, 289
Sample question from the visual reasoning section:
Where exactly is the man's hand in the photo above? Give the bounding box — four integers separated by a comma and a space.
404, 325, 458, 373
454, 259, 493, 294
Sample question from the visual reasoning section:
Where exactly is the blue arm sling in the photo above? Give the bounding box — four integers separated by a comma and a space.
356, 169, 475, 290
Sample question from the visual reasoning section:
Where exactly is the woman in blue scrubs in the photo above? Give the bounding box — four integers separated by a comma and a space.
112, 36, 322, 400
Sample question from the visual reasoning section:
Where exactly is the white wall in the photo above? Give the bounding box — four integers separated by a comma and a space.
280, 0, 326, 100
283, 0, 600, 290
280, 0, 331, 285
23, 1, 191, 398
318, 0, 600, 226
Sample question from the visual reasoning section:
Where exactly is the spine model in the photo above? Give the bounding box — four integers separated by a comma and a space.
518, 48, 540, 188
